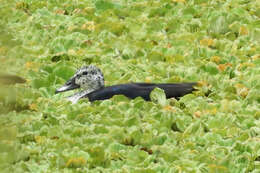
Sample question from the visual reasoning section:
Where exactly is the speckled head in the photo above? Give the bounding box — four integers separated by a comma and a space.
55, 65, 104, 94
74, 65, 104, 90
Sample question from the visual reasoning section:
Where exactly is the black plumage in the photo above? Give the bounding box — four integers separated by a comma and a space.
85, 82, 197, 102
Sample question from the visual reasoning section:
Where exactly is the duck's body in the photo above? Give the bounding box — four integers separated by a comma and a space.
55, 66, 197, 103
86, 82, 196, 102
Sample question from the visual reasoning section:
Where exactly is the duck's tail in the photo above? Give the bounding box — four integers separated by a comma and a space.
132, 82, 197, 99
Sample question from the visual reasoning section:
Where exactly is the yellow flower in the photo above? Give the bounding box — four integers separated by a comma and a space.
25, 61, 34, 69
205, 108, 217, 115
200, 38, 214, 47
194, 111, 202, 118
218, 63, 232, 71
235, 83, 249, 98
210, 56, 221, 64
55, 9, 66, 15
252, 54, 260, 60
238, 62, 255, 70
145, 77, 151, 83
239, 26, 248, 35
81, 21, 95, 31
197, 81, 208, 87
163, 105, 176, 112
29, 103, 38, 111
35, 136, 45, 144
66, 157, 86, 168
25, 61, 38, 71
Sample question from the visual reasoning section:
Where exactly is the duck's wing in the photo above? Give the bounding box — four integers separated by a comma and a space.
86, 82, 197, 102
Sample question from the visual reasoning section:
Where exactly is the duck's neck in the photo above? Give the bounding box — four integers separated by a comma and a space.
67, 89, 93, 104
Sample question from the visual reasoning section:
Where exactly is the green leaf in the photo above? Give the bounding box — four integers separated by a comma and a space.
147, 51, 165, 62
95, 0, 118, 11
53, 63, 76, 80
150, 87, 167, 106
201, 62, 219, 75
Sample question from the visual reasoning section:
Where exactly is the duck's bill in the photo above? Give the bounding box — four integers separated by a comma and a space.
55, 81, 79, 94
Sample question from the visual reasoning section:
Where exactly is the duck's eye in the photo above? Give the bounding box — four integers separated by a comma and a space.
82, 71, 88, 75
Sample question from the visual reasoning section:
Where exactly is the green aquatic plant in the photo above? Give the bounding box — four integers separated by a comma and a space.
0, 0, 259, 172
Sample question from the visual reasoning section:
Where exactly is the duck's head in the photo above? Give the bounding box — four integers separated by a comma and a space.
55, 65, 104, 94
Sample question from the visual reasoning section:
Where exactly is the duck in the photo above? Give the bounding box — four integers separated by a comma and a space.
55, 65, 197, 103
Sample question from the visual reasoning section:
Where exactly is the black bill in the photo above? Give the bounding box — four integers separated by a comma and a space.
55, 79, 80, 94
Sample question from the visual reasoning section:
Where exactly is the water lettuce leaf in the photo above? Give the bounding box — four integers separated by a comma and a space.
150, 87, 167, 106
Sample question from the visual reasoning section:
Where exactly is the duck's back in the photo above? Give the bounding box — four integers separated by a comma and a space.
86, 82, 197, 102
